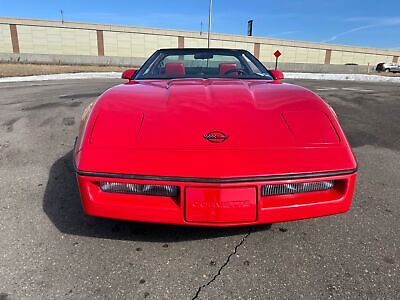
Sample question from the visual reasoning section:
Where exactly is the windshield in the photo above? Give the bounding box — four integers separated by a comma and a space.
134, 49, 273, 80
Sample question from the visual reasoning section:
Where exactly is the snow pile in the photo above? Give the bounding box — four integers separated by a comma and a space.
0, 72, 121, 83
284, 72, 400, 83
0, 71, 400, 83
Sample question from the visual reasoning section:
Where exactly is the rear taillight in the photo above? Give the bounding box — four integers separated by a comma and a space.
99, 182, 179, 197
261, 180, 335, 196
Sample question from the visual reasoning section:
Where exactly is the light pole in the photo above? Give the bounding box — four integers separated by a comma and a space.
207, 0, 212, 48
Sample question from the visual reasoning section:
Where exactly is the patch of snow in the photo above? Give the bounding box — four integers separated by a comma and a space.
284, 72, 400, 83
0, 72, 121, 83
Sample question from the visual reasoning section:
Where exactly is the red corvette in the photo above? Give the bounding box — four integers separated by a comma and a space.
74, 48, 357, 226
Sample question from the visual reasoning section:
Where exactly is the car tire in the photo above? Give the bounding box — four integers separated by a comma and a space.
385, 68, 391, 73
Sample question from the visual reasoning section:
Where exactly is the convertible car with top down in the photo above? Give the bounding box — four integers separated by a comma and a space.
73, 48, 357, 226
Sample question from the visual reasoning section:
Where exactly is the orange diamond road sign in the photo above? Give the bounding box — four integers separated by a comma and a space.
274, 50, 282, 58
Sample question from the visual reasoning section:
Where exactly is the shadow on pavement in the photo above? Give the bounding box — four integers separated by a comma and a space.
43, 151, 270, 242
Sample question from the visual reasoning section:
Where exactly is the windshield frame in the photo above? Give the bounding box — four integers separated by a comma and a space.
133, 48, 273, 80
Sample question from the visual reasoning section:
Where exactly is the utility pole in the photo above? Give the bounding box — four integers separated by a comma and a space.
61, 9, 64, 24
207, 0, 212, 48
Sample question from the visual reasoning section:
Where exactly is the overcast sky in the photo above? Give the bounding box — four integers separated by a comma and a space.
2, 0, 400, 49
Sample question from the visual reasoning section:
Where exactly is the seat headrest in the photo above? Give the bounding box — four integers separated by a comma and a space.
165, 62, 186, 76
219, 63, 238, 75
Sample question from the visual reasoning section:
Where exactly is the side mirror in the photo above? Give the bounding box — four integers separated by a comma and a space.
121, 69, 137, 80
270, 70, 284, 80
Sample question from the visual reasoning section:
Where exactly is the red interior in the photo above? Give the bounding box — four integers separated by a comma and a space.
165, 62, 186, 76
219, 63, 238, 75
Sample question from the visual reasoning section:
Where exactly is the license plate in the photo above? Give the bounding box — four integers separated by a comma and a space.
185, 187, 257, 223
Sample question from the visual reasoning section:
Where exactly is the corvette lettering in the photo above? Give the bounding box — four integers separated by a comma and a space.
192, 200, 251, 209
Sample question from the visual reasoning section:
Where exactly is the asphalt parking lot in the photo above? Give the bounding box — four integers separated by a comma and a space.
0, 78, 399, 299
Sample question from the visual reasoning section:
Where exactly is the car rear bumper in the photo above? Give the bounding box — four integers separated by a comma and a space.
75, 170, 357, 227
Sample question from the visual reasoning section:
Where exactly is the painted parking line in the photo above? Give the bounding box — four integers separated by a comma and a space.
342, 87, 361, 91
316, 87, 339, 91
317, 87, 375, 92
0, 82, 65, 89
342, 87, 375, 92
356, 89, 375, 92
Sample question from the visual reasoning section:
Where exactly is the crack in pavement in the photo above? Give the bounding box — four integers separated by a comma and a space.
191, 227, 253, 300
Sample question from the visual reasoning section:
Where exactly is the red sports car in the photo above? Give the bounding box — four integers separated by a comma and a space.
74, 48, 357, 226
